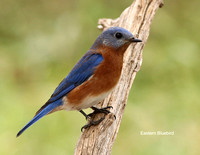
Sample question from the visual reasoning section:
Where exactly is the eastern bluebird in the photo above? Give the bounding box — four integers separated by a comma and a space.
17, 27, 142, 137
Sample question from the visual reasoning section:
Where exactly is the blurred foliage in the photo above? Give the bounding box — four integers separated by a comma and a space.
0, 0, 200, 155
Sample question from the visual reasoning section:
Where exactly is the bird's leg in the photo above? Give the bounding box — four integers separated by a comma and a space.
79, 110, 104, 131
79, 110, 89, 120
79, 107, 113, 131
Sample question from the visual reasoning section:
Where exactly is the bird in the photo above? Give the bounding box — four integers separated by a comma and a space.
16, 27, 142, 137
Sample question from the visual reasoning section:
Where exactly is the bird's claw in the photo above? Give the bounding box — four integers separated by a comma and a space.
80, 106, 114, 131
81, 117, 105, 132
88, 106, 113, 117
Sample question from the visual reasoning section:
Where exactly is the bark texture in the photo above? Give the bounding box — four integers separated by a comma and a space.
74, 0, 163, 154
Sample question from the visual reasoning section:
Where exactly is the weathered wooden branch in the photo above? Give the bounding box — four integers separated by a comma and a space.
74, 0, 163, 154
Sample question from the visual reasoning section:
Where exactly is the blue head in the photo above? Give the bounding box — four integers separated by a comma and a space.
91, 27, 142, 50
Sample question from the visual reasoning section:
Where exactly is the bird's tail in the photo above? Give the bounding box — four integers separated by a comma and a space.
16, 99, 62, 137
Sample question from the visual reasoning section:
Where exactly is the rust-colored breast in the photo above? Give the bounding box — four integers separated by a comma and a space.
67, 45, 127, 105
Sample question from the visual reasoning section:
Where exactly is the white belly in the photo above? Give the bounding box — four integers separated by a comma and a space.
78, 91, 111, 110
62, 90, 112, 111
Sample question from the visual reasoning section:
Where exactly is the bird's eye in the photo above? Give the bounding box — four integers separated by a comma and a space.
115, 32, 123, 39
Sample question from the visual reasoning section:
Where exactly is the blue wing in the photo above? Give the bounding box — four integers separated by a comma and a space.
49, 51, 103, 102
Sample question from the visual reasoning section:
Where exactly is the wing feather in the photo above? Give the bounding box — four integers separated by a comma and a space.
35, 51, 103, 115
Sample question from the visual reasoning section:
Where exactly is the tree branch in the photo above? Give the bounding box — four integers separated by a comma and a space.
74, 0, 163, 154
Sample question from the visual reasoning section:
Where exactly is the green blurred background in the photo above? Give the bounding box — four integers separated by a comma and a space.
0, 0, 200, 154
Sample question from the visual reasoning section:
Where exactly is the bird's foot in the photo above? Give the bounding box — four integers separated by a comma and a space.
88, 106, 113, 117
81, 117, 105, 132
80, 106, 114, 131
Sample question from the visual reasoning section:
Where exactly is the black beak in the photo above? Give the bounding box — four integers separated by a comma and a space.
129, 37, 142, 43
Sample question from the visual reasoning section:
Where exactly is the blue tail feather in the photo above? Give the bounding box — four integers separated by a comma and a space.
16, 100, 62, 137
